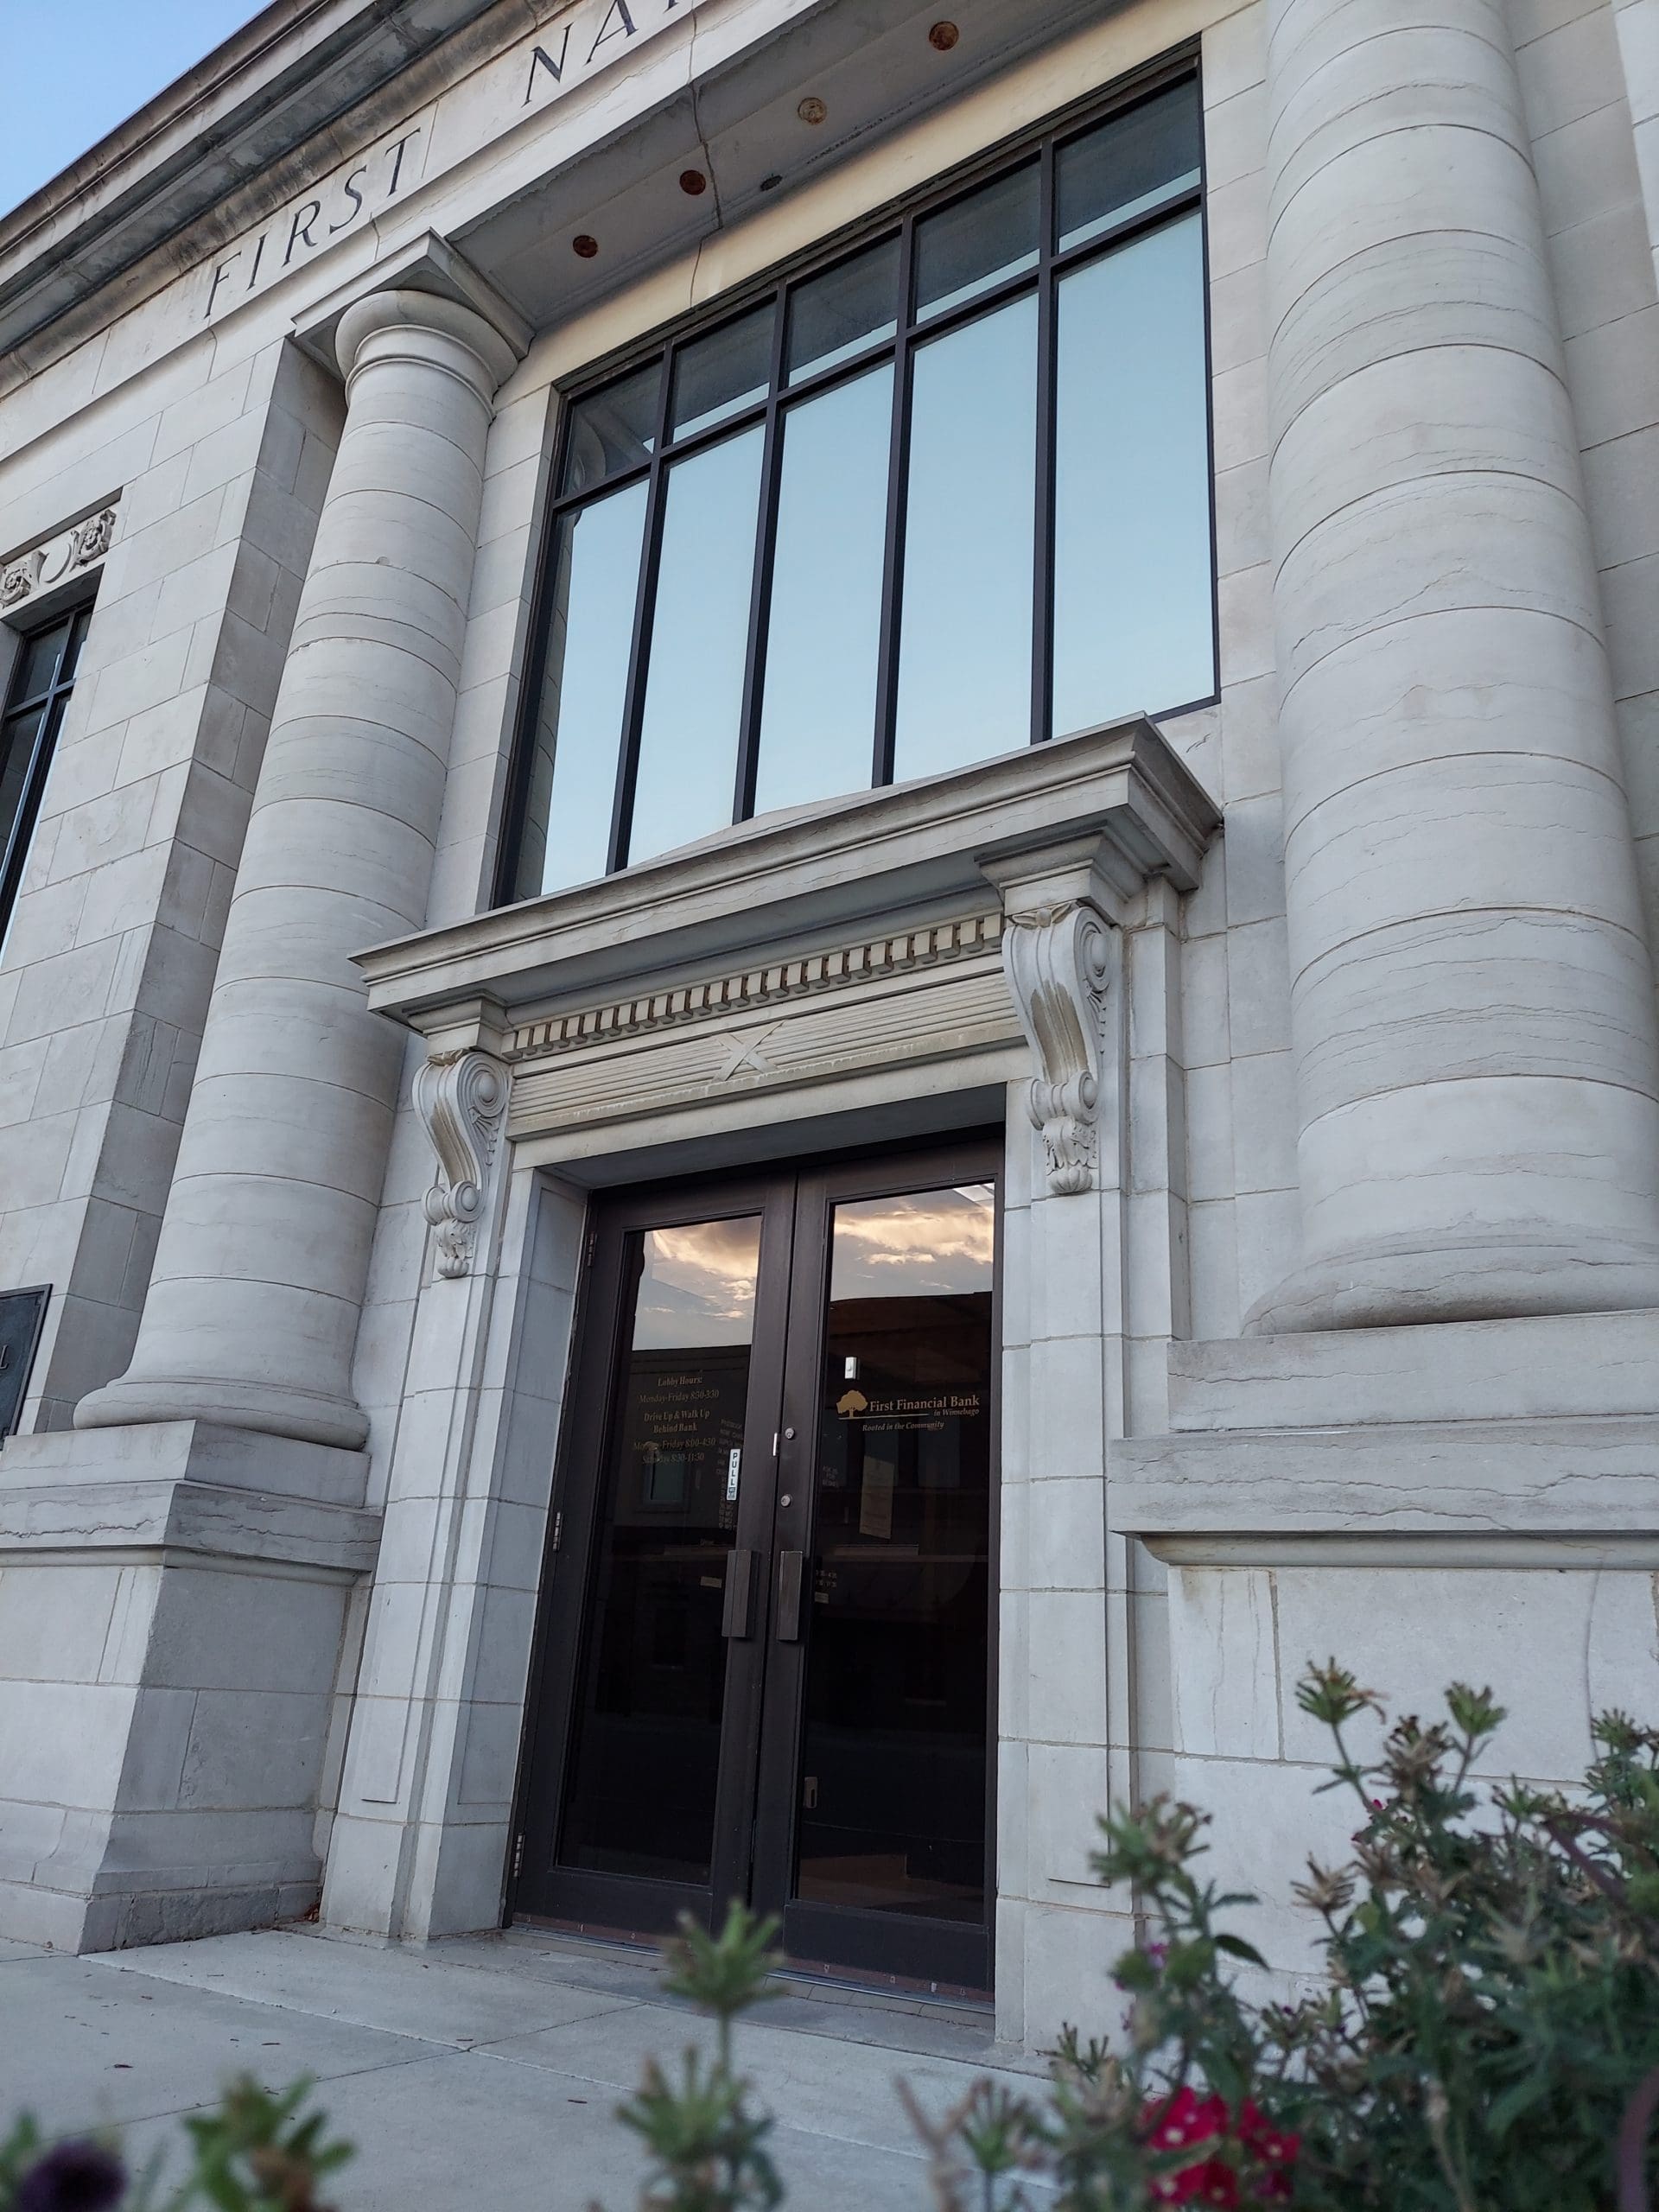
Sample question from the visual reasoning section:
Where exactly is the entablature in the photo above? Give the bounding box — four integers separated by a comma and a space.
359, 715, 1217, 1029
362, 715, 1218, 1197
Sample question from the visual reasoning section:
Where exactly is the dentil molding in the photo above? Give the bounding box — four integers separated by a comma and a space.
1001, 899, 1116, 1196
509, 912, 1002, 1063
412, 1047, 511, 1280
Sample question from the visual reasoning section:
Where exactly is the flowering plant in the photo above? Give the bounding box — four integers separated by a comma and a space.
0, 2078, 350, 2212
916, 1663, 1659, 2210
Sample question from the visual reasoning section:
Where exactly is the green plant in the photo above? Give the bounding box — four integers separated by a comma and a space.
0, 2079, 352, 2212
602, 1901, 785, 2212
919, 1665, 1659, 2209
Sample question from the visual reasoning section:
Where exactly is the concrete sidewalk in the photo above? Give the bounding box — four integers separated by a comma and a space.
0, 1923, 1048, 2209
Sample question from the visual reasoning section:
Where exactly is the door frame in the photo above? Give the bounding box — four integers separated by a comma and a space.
508, 1132, 1001, 1991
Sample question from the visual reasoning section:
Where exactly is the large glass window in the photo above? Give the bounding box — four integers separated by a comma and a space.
503, 72, 1211, 903
0, 606, 91, 938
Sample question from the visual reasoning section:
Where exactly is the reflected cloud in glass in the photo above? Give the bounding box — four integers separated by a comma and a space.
830, 1185, 995, 1300
632, 1217, 764, 1348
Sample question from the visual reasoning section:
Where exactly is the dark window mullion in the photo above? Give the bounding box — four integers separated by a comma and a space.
493, 392, 583, 906
731, 291, 791, 825
607, 358, 678, 872
544, 454, 653, 528
1032, 143, 1058, 748
870, 215, 918, 789
1049, 183, 1202, 282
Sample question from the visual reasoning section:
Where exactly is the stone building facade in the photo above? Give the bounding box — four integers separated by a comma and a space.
0, 0, 1656, 2045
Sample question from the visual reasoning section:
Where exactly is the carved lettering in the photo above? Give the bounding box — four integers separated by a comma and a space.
385, 127, 421, 197
283, 200, 322, 266
204, 252, 241, 316
524, 29, 572, 99
328, 165, 367, 232
586, 0, 638, 63
202, 0, 704, 319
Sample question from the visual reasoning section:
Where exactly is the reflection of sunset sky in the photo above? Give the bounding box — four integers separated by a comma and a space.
632, 1216, 763, 1349
830, 1184, 995, 1300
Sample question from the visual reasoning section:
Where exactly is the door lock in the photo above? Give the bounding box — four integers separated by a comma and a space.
802, 1776, 818, 1811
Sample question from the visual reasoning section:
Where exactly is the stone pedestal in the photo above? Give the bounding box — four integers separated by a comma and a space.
0, 1423, 376, 1950
77, 291, 521, 1447
1252, 0, 1659, 1332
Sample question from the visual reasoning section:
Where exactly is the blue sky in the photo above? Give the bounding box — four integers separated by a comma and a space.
0, 1, 265, 219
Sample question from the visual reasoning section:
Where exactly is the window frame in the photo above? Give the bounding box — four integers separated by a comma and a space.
0, 601, 92, 938
496, 48, 1215, 908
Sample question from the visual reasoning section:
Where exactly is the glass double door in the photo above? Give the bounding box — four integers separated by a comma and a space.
515, 1144, 998, 1991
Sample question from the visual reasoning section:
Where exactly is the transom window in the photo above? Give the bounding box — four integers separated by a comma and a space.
501, 72, 1212, 905
0, 606, 90, 938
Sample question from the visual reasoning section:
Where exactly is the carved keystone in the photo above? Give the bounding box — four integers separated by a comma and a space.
412, 1048, 510, 1279
1002, 899, 1114, 1196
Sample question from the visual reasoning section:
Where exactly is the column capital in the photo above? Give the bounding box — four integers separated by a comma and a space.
336, 285, 523, 401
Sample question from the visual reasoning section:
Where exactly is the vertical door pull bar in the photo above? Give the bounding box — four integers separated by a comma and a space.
721, 1548, 756, 1639
776, 1549, 806, 1642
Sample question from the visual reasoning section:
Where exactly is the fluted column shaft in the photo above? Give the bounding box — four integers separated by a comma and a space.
1251, 0, 1659, 1332
78, 292, 518, 1446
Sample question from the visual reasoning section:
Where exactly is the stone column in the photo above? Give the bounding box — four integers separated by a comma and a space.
78, 291, 519, 1446
1251, 0, 1659, 1333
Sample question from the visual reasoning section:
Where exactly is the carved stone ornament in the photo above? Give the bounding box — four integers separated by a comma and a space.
412, 1048, 511, 1279
1002, 899, 1115, 1196
1, 553, 41, 607
73, 509, 116, 565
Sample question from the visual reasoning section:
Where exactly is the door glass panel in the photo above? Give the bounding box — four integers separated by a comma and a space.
1052, 213, 1214, 733
516, 480, 647, 899
795, 1182, 995, 1923
558, 1215, 764, 1885
753, 363, 893, 818
627, 425, 766, 865
893, 295, 1038, 782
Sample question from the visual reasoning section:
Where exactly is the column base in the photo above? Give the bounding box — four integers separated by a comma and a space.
75, 1371, 371, 1450
1244, 1228, 1659, 1335
0, 1423, 376, 1952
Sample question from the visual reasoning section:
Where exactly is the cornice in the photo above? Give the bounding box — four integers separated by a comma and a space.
358, 715, 1221, 1027
0, 0, 506, 365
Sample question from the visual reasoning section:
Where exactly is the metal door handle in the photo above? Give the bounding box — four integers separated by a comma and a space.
776, 1549, 806, 1642
721, 1548, 755, 1639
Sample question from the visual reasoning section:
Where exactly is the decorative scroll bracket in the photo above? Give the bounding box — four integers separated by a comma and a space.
1001, 898, 1116, 1196
413, 1047, 511, 1279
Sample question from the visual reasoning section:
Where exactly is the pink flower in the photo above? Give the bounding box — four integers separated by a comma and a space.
1143, 2089, 1299, 2206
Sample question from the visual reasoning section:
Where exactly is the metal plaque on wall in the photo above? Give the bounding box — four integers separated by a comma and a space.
0, 1287, 49, 1439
